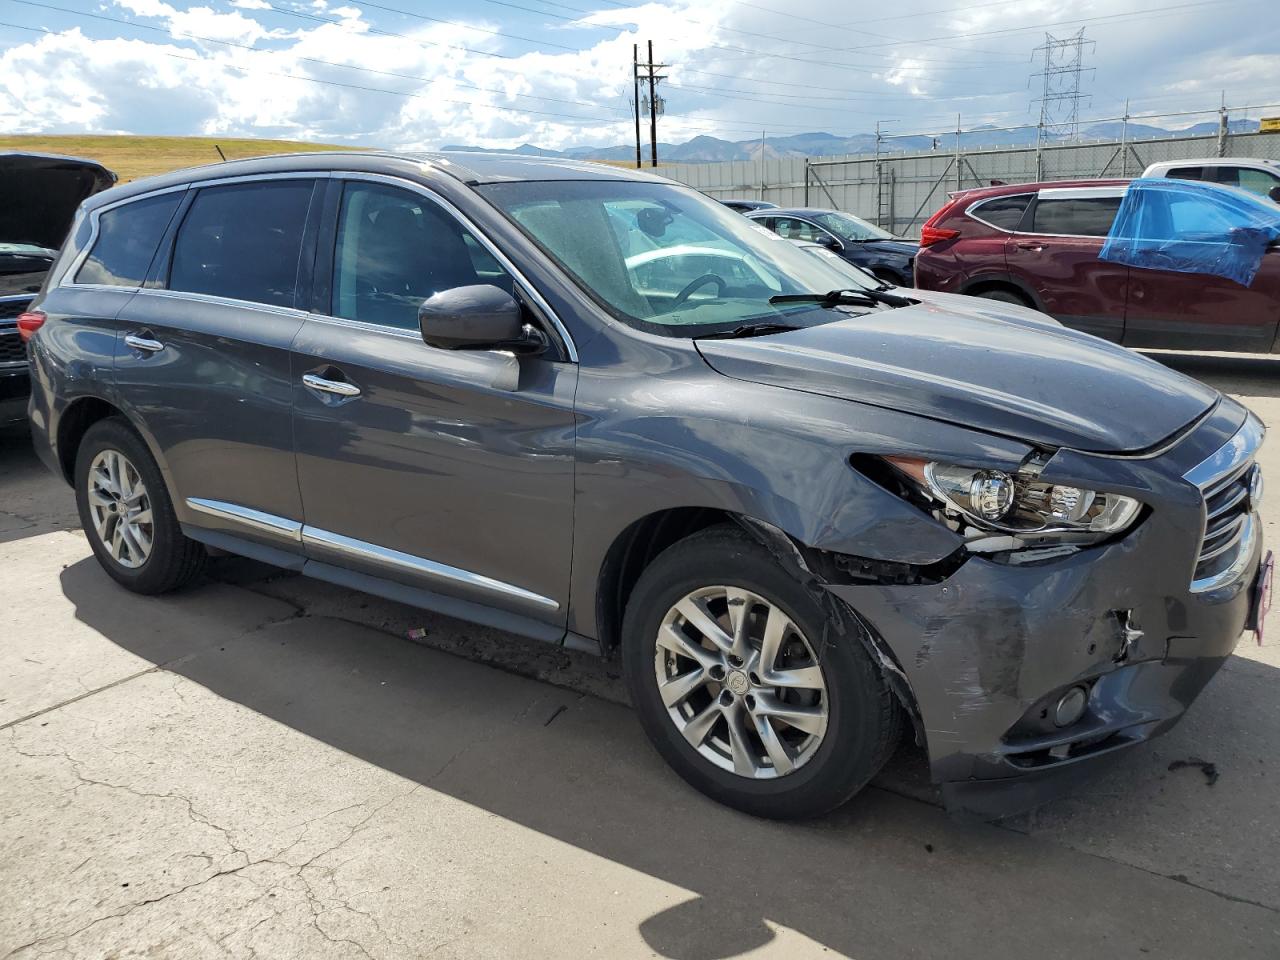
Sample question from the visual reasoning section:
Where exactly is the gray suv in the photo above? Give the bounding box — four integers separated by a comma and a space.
25, 152, 1268, 819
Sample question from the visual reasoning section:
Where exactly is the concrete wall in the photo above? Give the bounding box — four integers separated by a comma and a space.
661, 131, 1280, 238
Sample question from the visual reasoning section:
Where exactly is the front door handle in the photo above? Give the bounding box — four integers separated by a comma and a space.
302, 372, 362, 398
124, 333, 164, 354
1014, 242, 1045, 252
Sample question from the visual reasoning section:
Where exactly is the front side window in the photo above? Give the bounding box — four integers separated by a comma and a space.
331, 182, 515, 331
478, 180, 868, 337
1030, 196, 1122, 237
75, 193, 182, 287
168, 180, 314, 308
1236, 167, 1280, 199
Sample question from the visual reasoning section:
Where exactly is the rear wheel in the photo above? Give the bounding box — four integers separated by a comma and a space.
74, 418, 205, 594
622, 525, 901, 819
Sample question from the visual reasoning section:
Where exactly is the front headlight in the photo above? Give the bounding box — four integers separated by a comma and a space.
884, 456, 1142, 542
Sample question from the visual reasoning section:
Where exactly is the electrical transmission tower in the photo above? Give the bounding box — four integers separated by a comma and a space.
1031, 29, 1095, 143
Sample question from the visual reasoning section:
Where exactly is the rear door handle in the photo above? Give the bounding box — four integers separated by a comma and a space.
124, 333, 164, 354
1014, 242, 1045, 252
302, 372, 362, 398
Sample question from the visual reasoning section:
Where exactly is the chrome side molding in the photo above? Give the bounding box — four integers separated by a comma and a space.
184, 497, 557, 609
186, 497, 303, 540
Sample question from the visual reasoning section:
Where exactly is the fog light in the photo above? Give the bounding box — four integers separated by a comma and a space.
1053, 686, 1088, 727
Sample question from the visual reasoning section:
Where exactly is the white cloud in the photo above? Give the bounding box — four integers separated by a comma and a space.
0, 0, 1277, 150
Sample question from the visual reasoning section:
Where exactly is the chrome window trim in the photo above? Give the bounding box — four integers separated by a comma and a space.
184, 497, 559, 609
328, 171, 579, 362
0, 294, 33, 305
186, 497, 303, 540
301, 526, 559, 610
130, 286, 313, 321
964, 193, 1035, 233
1005, 186, 1129, 241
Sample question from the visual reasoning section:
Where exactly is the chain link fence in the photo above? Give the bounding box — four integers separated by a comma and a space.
663, 130, 1280, 238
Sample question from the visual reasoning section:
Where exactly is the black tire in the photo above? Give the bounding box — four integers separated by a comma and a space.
622, 524, 901, 819
74, 418, 206, 594
975, 286, 1032, 307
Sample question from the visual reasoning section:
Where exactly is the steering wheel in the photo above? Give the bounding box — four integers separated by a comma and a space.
671, 273, 727, 308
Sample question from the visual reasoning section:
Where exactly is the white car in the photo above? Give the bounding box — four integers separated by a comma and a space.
1142, 158, 1280, 203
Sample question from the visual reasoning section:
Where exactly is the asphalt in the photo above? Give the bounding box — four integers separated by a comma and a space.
2, 350, 1279, 958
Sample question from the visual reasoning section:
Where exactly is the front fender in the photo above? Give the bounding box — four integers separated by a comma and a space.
565, 340, 1034, 641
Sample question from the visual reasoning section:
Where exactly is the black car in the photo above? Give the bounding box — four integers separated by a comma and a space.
747, 207, 918, 287
720, 199, 777, 213
1, 152, 115, 426
25, 151, 1266, 820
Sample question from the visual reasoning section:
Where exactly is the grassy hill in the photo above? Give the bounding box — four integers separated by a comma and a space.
0, 135, 355, 183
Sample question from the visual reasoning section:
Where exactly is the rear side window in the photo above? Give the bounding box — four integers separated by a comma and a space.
1030, 196, 1122, 237
970, 194, 1031, 230
168, 180, 314, 308
1164, 166, 1208, 182
75, 193, 182, 287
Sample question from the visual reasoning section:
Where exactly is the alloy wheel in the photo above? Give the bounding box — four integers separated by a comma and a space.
86, 449, 154, 569
654, 586, 829, 779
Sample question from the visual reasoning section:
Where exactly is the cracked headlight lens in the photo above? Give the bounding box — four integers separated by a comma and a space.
884, 456, 1142, 541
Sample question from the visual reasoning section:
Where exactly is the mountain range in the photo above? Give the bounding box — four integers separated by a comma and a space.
444, 118, 1262, 164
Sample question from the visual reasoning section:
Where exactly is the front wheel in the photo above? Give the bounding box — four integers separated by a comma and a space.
622, 525, 901, 819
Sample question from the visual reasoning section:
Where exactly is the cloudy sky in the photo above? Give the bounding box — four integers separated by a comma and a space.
0, 0, 1277, 150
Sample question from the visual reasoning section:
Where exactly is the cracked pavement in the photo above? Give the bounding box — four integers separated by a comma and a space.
2, 351, 1280, 959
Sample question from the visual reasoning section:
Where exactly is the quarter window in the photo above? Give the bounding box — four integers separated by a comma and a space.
75, 193, 182, 287
331, 182, 514, 331
970, 194, 1032, 231
1030, 196, 1122, 237
168, 180, 314, 308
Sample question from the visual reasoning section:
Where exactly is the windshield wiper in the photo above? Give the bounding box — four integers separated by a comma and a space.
698, 321, 802, 340
769, 287, 915, 309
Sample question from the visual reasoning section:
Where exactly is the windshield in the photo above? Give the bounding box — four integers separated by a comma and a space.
810, 211, 896, 242
477, 180, 875, 336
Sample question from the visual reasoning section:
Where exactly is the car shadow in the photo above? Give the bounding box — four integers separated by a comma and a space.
0, 427, 78, 545
53, 554, 1280, 957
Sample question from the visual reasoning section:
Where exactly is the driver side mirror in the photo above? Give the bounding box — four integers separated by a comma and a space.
820, 234, 843, 252
1269, 185, 1280, 204
418, 285, 547, 355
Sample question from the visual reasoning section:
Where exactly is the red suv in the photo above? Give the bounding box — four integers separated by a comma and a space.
914, 179, 1280, 353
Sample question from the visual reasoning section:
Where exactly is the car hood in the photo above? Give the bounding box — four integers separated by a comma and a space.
0, 153, 117, 250
695, 296, 1218, 453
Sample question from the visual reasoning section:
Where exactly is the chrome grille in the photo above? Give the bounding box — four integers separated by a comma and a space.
1185, 416, 1265, 593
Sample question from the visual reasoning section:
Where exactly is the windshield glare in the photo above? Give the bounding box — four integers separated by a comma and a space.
810, 211, 895, 242
478, 180, 874, 336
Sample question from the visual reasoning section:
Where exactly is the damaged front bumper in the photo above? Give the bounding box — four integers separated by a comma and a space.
825, 407, 1264, 818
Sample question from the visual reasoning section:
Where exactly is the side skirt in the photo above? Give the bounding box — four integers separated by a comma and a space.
181, 524, 572, 648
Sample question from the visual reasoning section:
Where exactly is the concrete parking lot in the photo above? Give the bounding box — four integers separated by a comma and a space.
3, 352, 1280, 959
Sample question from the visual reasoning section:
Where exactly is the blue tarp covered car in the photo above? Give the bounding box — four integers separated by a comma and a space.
1100, 177, 1280, 286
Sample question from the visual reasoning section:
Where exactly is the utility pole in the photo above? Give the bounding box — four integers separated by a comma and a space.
642, 40, 666, 167
632, 44, 641, 169
1217, 90, 1229, 157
